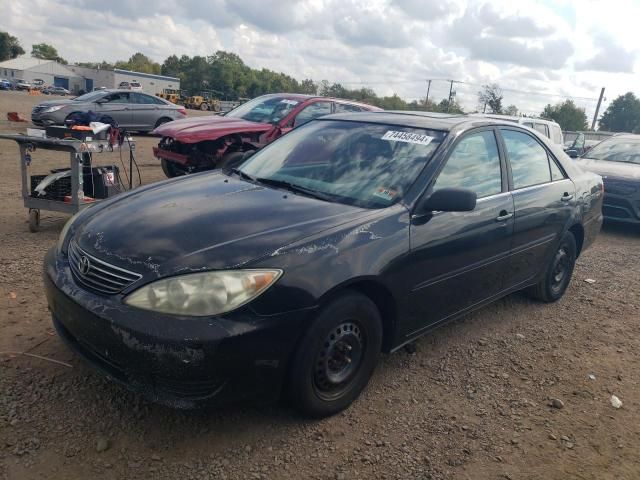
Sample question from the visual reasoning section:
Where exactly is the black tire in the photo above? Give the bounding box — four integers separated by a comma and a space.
527, 231, 577, 302
154, 117, 172, 129
217, 151, 247, 170
287, 292, 382, 418
200, 103, 208, 111
28, 209, 40, 233
160, 158, 189, 178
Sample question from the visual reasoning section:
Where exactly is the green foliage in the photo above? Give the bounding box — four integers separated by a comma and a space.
540, 100, 588, 131
505, 105, 518, 116
115, 52, 160, 74
478, 84, 503, 114
598, 92, 640, 133
0, 32, 24, 61
31, 43, 66, 64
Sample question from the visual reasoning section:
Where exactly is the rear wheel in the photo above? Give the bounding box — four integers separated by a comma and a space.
154, 117, 172, 129
160, 159, 189, 178
287, 292, 382, 418
527, 231, 576, 302
200, 103, 208, 111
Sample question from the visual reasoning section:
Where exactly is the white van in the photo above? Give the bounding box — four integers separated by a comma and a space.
471, 114, 564, 146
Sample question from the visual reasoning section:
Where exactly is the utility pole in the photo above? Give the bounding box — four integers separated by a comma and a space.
425, 79, 432, 105
447, 80, 454, 113
591, 87, 605, 130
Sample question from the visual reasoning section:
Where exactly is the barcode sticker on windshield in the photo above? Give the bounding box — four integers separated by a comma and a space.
381, 131, 434, 145
280, 99, 299, 105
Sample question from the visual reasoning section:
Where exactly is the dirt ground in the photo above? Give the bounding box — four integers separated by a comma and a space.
0, 90, 639, 480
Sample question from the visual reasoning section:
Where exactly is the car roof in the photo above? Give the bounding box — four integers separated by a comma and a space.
470, 113, 561, 126
318, 110, 515, 131
255, 93, 381, 110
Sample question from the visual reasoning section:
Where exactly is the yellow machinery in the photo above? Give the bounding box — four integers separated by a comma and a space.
184, 91, 221, 111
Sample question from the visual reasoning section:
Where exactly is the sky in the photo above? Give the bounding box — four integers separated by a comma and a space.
3, 0, 639, 120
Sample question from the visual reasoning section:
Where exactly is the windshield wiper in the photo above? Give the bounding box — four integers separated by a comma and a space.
255, 177, 334, 202
229, 167, 256, 183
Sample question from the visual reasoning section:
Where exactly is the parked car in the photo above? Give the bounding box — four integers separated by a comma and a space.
152, 93, 382, 178
14, 79, 31, 91
564, 133, 603, 157
45, 112, 603, 417
31, 89, 186, 131
42, 86, 70, 96
118, 81, 143, 91
0, 78, 11, 90
471, 114, 564, 146
574, 134, 640, 224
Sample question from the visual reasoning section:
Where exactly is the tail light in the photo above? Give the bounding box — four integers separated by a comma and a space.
178, 107, 186, 115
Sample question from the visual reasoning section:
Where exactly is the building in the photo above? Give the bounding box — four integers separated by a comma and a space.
0, 57, 180, 94
0, 57, 84, 91
67, 66, 180, 94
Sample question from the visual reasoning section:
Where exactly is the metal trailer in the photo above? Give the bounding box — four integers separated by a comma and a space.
0, 134, 135, 232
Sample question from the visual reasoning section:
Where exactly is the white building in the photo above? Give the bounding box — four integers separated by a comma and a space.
0, 57, 180, 94
0, 57, 84, 91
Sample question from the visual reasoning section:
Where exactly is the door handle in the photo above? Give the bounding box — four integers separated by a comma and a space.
495, 211, 513, 222
561, 192, 574, 202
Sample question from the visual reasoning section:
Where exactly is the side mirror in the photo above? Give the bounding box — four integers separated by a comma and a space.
242, 150, 256, 161
418, 188, 477, 214
95, 97, 108, 104
566, 149, 579, 158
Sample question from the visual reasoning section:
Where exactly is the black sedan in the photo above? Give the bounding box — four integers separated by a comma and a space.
44, 112, 603, 417
574, 134, 640, 224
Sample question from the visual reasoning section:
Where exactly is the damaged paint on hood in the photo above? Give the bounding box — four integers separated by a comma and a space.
152, 114, 274, 144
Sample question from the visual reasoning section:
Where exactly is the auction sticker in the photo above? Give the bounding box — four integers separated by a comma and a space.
373, 187, 398, 201
381, 130, 434, 145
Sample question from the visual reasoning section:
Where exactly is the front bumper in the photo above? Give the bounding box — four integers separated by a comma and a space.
602, 191, 640, 224
44, 248, 314, 408
31, 113, 59, 126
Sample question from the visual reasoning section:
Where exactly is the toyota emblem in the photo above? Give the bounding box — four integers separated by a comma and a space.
79, 256, 91, 275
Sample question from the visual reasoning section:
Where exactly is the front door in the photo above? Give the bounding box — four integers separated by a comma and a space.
404, 128, 514, 338
94, 92, 132, 127
499, 128, 575, 288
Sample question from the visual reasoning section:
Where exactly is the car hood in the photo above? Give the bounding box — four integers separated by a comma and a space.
34, 99, 77, 108
74, 172, 368, 278
152, 115, 273, 143
576, 158, 640, 181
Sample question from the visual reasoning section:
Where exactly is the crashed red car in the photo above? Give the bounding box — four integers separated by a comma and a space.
152, 93, 381, 177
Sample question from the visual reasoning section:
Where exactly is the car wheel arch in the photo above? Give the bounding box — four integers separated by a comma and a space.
316, 278, 397, 353
567, 223, 584, 257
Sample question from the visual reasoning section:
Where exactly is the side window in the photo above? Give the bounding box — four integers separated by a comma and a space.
104, 92, 130, 103
334, 103, 362, 113
293, 102, 333, 128
131, 93, 161, 104
534, 123, 550, 138
501, 129, 552, 189
549, 157, 565, 181
433, 130, 502, 198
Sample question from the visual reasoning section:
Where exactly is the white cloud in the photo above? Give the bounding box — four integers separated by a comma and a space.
2, 0, 639, 121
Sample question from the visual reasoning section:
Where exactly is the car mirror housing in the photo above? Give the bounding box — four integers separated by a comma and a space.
417, 188, 477, 214
566, 149, 579, 158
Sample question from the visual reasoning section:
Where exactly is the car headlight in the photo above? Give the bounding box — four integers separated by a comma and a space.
124, 269, 283, 316
42, 105, 65, 113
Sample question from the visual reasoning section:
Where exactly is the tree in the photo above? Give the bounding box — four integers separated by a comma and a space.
115, 52, 160, 74
478, 84, 503, 114
438, 98, 464, 114
505, 105, 518, 116
598, 92, 640, 133
31, 43, 66, 64
540, 100, 588, 131
0, 32, 24, 61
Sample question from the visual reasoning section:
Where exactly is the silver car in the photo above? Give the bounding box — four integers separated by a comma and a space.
31, 89, 186, 131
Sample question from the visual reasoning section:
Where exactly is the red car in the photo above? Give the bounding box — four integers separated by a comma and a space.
153, 93, 381, 177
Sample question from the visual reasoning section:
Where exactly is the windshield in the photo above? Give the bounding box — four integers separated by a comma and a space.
583, 138, 640, 164
225, 95, 302, 123
73, 91, 106, 102
238, 120, 446, 209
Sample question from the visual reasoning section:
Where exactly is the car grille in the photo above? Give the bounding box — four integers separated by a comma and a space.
68, 241, 142, 295
32, 106, 47, 115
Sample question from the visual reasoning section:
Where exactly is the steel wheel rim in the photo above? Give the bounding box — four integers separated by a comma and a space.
313, 321, 365, 400
551, 246, 569, 292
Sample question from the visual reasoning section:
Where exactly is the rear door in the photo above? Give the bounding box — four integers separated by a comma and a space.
129, 93, 163, 130
404, 128, 514, 336
499, 127, 575, 288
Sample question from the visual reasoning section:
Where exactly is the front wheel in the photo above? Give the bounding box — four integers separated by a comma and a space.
200, 103, 208, 111
526, 231, 577, 302
160, 158, 190, 178
287, 292, 382, 418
